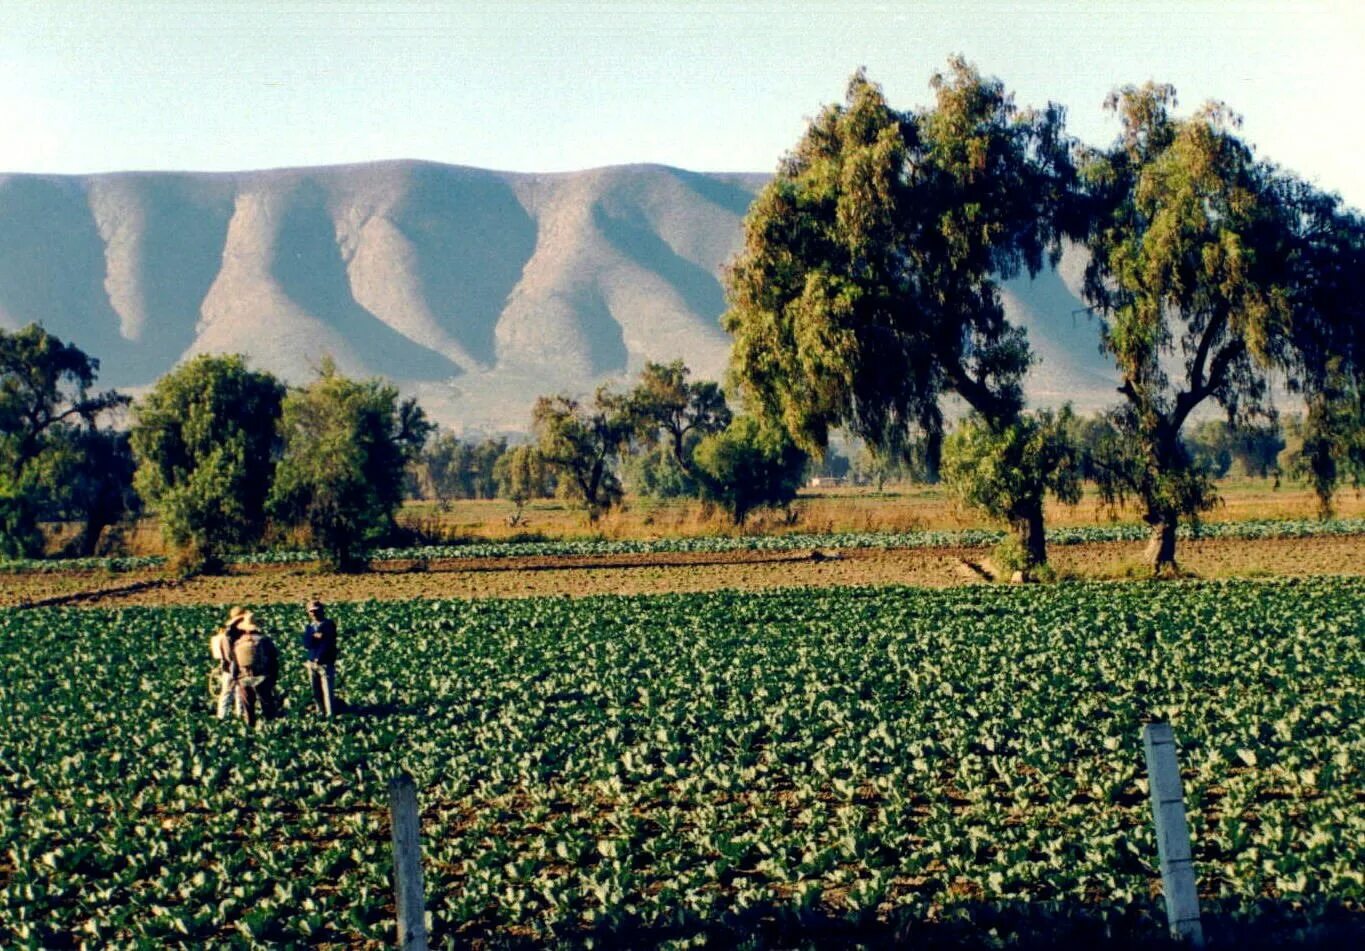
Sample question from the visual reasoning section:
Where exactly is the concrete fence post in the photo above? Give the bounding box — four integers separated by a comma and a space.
388, 772, 429, 950
1142, 722, 1205, 947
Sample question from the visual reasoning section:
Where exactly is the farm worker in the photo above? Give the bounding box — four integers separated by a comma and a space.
208, 606, 247, 718
231, 611, 279, 727
300, 599, 340, 716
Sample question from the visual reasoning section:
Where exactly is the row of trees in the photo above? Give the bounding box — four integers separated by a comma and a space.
0, 320, 808, 568
0, 326, 429, 572
0, 317, 1344, 572
5, 63, 1359, 574
724, 60, 1363, 575
403, 361, 810, 526
410, 390, 1296, 521
529, 360, 808, 526
408, 433, 508, 504
135, 353, 432, 573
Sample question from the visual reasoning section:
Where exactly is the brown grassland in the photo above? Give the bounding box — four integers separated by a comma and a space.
98, 475, 1365, 557
386, 476, 1365, 543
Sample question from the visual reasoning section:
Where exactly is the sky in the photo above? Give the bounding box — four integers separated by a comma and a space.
1, 0, 1362, 206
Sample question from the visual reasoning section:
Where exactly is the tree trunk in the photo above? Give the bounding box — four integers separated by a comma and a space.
1011, 499, 1047, 578
1145, 518, 1179, 575
76, 512, 108, 558
922, 426, 942, 484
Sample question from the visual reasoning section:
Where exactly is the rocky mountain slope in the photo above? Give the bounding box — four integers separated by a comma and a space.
0, 160, 1115, 432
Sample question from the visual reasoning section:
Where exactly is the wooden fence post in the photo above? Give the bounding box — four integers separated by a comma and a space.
389, 772, 429, 950
1142, 722, 1204, 947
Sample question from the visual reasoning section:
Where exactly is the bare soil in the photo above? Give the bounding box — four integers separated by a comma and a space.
6, 534, 1362, 609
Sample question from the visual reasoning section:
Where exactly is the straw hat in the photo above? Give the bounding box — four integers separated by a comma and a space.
237, 610, 261, 632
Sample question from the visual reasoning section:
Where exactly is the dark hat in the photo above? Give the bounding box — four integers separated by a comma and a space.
306, 599, 325, 614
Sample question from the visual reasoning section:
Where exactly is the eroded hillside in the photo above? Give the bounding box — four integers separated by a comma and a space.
0, 161, 1113, 430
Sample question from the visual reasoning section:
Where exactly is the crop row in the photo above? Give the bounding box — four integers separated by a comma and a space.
1, 580, 1362, 946
5, 516, 1365, 575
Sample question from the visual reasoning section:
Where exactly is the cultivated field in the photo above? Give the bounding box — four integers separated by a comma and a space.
2, 582, 1361, 946
5, 483, 1364, 947
3, 533, 1365, 610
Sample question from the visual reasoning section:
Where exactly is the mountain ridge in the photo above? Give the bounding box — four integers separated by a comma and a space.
0, 160, 1114, 432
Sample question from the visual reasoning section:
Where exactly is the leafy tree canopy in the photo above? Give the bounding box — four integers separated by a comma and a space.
941, 408, 1082, 572
0, 325, 128, 557
531, 387, 633, 521
1273, 183, 1365, 513
1078, 83, 1363, 566
724, 60, 1074, 565
47, 426, 140, 557
412, 432, 507, 504
269, 359, 432, 571
692, 415, 808, 526
626, 360, 731, 467
131, 354, 285, 573
494, 444, 552, 525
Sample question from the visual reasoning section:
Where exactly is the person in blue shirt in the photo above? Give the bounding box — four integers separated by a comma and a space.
301, 599, 340, 716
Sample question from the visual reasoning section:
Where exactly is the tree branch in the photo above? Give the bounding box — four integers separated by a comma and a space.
943, 360, 1010, 423
1173, 338, 1246, 433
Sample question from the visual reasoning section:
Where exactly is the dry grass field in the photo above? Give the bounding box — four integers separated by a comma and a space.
402, 476, 1365, 540
92, 476, 1364, 559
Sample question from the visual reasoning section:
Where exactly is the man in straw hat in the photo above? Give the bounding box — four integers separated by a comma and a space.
231, 610, 279, 727
209, 606, 247, 718
301, 599, 340, 716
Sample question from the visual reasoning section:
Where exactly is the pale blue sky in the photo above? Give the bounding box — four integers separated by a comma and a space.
2, 1, 1362, 205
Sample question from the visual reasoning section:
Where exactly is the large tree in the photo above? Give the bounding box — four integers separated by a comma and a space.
724, 61, 1076, 570
0, 325, 127, 557
1273, 179, 1365, 514
131, 354, 285, 573
269, 360, 432, 571
1078, 84, 1364, 569
50, 426, 141, 557
691, 415, 808, 526
531, 387, 634, 521
626, 360, 732, 474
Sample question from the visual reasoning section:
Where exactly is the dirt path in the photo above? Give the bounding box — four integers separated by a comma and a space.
4, 534, 1362, 609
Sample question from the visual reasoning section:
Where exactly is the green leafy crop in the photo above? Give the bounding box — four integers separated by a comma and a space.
4, 516, 1364, 574
1, 581, 1361, 946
